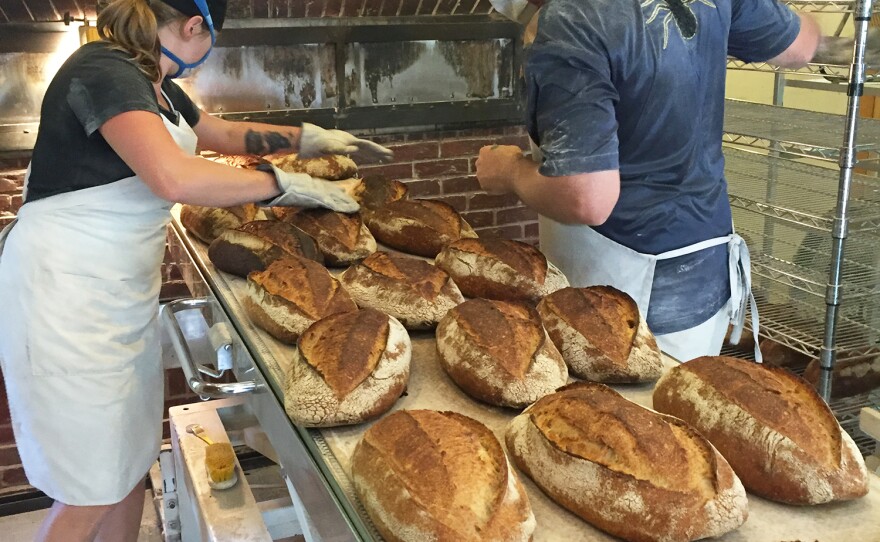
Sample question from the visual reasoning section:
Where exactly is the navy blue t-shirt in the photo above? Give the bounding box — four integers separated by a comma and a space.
526, 0, 799, 333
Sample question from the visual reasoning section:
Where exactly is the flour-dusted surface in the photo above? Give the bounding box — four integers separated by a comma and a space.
170, 207, 880, 542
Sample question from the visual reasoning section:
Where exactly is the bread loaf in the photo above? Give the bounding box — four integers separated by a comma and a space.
351, 410, 535, 542
208, 220, 320, 277
244, 256, 357, 344
179, 203, 266, 244
363, 199, 477, 257
436, 299, 567, 408
804, 356, 880, 398
275, 208, 376, 267
760, 339, 813, 369
285, 309, 410, 427
435, 238, 569, 304
356, 176, 408, 208
340, 252, 464, 330
264, 152, 358, 181
505, 382, 748, 542
653, 356, 868, 504
537, 286, 662, 383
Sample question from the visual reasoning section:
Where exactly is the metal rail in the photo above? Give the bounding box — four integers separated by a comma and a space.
726, 58, 878, 82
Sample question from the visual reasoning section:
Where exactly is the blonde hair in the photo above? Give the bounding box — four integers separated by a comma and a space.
96, 0, 187, 82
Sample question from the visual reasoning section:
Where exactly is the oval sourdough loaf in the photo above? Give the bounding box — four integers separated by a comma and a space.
435, 238, 569, 304
263, 152, 358, 181
355, 176, 408, 209
243, 256, 357, 344
351, 409, 536, 542
208, 220, 319, 277
179, 203, 266, 244
759, 339, 814, 369
340, 251, 464, 330
653, 356, 869, 504
275, 208, 376, 266
803, 355, 880, 399
363, 199, 477, 257
537, 286, 662, 383
506, 382, 749, 542
285, 309, 411, 427
436, 298, 567, 408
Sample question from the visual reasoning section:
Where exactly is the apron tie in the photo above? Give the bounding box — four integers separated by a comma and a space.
728, 234, 762, 363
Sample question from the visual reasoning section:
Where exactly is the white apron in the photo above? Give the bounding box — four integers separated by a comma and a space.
531, 143, 760, 363
0, 95, 197, 506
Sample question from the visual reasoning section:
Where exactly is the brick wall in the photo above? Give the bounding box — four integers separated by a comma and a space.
364, 125, 539, 244
0, 123, 540, 496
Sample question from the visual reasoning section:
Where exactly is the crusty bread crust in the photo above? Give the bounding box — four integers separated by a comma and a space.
506, 382, 749, 542
653, 356, 869, 504
537, 286, 662, 383
352, 410, 536, 542
279, 209, 376, 266
364, 199, 478, 257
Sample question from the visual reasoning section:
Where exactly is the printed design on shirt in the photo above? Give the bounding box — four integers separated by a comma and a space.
641, 0, 716, 49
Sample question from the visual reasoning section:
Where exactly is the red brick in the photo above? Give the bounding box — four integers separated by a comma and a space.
414, 159, 469, 179
454, 127, 506, 138
525, 222, 540, 238
404, 180, 441, 198
0, 445, 21, 468
440, 139, 494, 158
475, 225, 524, 240
10, 195, 22, 213
0, 196, 11, 214
468, 193, 521, 210
290, 0, 308, 16
0, 216, 15, 228
497, 206, 539, 225
434, 195, 468, 213
442, 176, 480, 194
0, 177, 18, 194
226, 0, 252, 18
388, 142, 439, 162
252, 0, 270, 17
462, 211, 494, 228
0, 425, 14, 447
0, 466, 28, 488
367, 133, 408, 145
358, 163, 413, 181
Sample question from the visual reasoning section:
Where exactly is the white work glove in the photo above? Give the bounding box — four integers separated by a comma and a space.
815, 28, 880, 66
298, 123, 394, 163
260, 164, 360, 213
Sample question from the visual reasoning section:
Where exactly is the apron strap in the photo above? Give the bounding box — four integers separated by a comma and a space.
727, 234, 762, 363
655, 235, 731, 261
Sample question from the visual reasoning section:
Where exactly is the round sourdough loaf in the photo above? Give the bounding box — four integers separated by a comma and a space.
355, 177, 408, 209
363, 199, 477, 257
537, 286, 662, 383
653, 356, 869, 504
243, 255, 357, 344
340, 251, 464, 330
208, 220, 318, 278
435, 238, 568, 304
284, 309, 411, 427
436, 298, 567, 408
264, 152, 358, 181
274, 208, 376, 267
506, 382, 749, 542
180, 203, 266, 244
352, 409, 535, 542
803, 355, 880, 399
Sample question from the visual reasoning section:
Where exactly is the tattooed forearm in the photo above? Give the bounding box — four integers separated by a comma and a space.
245, 129, 293, 155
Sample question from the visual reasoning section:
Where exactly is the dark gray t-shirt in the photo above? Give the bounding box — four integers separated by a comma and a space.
526, 0, 799, 333
26, 41, 200, 204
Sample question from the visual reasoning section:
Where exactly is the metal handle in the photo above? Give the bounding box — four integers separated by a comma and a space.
161, 297, 261, 399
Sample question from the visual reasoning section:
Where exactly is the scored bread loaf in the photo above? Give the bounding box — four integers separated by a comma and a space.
537, 286, 662, 383
351, 410, 535, 542
274, 208, 376, 266
435, 238, 569, 304
208, 220, 320, 277
264, 152, 358, 181
653, 356, 869, 504
179, 203, 266, 244
505, 382, 748, 542
340, 251, 464, 330
804, 355, 880, 398
363, 199, 477, 257
436, 299, 567, 408
285, 309, 411, 427
355, 176, 408, 209
243, 256, 357, 344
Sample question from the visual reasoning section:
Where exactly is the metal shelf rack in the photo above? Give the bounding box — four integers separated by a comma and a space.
783, 0, 880, 11
724, 147, 880, 230
723, 99, 880, 162
725, 58, 872, 83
